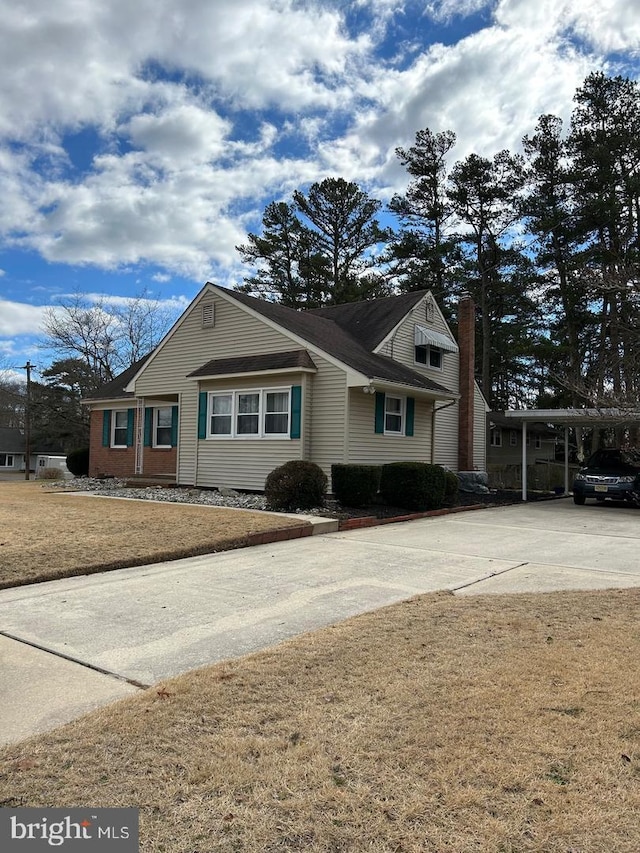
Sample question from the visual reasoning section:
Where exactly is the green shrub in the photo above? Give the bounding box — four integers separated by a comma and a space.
265, 460, 328, 511
331, 464, 381, 507
443, 469, 459, 506
38, 467, 63, 480
66, 447, 90, 477
380, 461, 446, 511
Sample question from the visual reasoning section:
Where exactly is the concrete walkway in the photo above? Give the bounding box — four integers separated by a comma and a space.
2, 498, 640, 745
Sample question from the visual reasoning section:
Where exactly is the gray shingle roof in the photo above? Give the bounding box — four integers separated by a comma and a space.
217, 287, 454, 396
0, 427, 26, 453
188, 350, 317, 378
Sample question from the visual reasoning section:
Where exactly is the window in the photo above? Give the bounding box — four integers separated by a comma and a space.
384, 395, 404, 434
534, 435, 542, 450
265, 391, 289, 434
112, 410, 128, 447
208, 389, 290, 438
154, 407, 173, 447
210, 394, 232, 435
415, 344, 442, 369
490, 427, 502, 447
510, 430, 518, 446
0, 454, 13, 467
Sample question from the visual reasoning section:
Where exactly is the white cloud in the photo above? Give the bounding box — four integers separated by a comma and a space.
0, 300, 47, 337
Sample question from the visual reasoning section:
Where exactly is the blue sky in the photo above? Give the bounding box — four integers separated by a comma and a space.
1, 0, 640, 380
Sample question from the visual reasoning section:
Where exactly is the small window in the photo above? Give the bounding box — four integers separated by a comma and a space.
112, 410, 128, 447
535, 435, 542, 450
0, 454, 13, 467
385, 396, 404, 434
154, 407, 173, 447
509, 430, 517, 446
490, 427, 502, 447
415, 344, 442, 369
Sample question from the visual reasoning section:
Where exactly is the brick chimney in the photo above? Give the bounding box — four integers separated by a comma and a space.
457, 293, 475, 471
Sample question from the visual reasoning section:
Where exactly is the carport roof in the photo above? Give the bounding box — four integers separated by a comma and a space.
504, 407, 640, 426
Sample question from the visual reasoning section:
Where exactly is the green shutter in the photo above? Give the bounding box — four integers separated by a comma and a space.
198, 392, 208, 439
374, 391, 386, 434
171, 405, 179, 447
102, 410, 111, 447
144, 408, 152, 447
406, 397, 415, 437
126, 408, 135, 447
290, 385, 302, 439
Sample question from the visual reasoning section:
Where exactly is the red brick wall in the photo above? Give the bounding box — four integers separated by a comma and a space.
88, 408, 177, 479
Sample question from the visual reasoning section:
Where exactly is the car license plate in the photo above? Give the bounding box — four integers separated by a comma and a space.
594, 484, 609, 493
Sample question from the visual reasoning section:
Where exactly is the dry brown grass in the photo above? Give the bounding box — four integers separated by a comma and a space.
2, 587, 640, 851
0, 481, 306, 588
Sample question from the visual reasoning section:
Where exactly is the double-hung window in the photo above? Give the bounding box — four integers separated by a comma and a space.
209, 389, 290, 438
0, 454, 13, 467
154, 407, 173, 447
112, 410, 128, 447
384, 395, 404, 434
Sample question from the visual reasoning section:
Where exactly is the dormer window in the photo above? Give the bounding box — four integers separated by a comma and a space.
414, 324, 457, 369
415, 343, 443, 369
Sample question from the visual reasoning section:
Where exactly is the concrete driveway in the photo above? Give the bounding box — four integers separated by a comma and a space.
2, 498, 640, 744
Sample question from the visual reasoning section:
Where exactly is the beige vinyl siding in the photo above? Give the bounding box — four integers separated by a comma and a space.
433, 402, 459, 470
347, 389, 433, 469
307, 354, 348, 480
381, 296, 461, 470
473, 383, 488, 470
132, 290, 304, 487
196, 374, 303, 490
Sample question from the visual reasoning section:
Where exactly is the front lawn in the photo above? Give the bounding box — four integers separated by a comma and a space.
0, 482, 307, 588
1, 587, 639, 851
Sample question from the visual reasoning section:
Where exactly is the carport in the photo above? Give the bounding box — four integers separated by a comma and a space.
503, 407, 640, 500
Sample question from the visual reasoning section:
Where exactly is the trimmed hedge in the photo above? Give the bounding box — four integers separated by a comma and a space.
380, 461, 446, 511
331, 464, 381, 507
66, 447, 90, 477
443, 469, 459, 506
265, 460, 328, 511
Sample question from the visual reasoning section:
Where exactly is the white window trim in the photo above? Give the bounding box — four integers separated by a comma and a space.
384, 394, 405, 436
207, 388, 291, 439
490, 428, 502, 447
414, 344, 443, 371
111, 409, 129, 448
0, 454, 14, 467
154, 406, 173, 448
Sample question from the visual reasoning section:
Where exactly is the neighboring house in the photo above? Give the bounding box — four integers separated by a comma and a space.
0, 427, 58, 473
84, 284, 489, 491
487, 412, 556, 465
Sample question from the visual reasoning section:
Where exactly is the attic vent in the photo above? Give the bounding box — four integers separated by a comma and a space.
201, 302, 215, 328
425, 298, 435, 322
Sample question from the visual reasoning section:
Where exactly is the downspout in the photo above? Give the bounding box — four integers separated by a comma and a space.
431, 399, 457, 464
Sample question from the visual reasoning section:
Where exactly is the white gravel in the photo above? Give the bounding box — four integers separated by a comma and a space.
51, 477, 269, 510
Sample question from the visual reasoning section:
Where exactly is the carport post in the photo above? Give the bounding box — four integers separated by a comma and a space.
521, 420, 527, 501
564, 425, 570, 494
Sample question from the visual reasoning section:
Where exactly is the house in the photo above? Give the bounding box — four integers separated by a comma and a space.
84, 284, 488, 491
0, 427, 64, 474
0, 427, 29, 472
487, 412, 556, 466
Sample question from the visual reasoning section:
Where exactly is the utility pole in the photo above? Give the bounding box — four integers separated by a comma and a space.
22, 361, 32, 481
